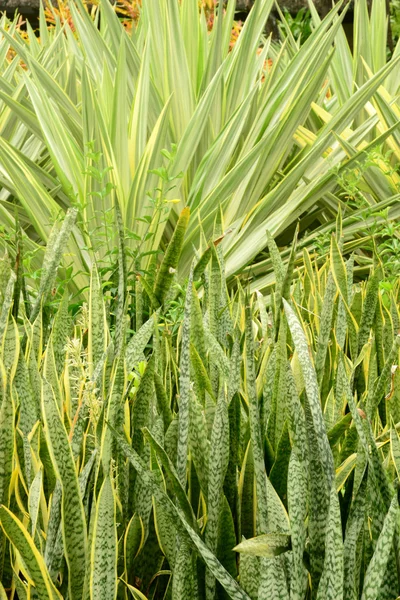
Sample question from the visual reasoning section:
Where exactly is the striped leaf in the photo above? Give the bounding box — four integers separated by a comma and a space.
125, 311, 157, 373
172, 540, 194, 600
176, 265, 194, 487
205, 387, 230, 599
287, 451, 308, 600
361, 495, 399, 600
316, 485, 344, 600
234, 533, 290, 557
41, 379, 87, 600
245, 299, 269, 533
88, 264, 107, 378
90, 476, 117, 600
153, 206, 190, 305
283, 300, 334, 483
30, 208, 77, 323
0, 506, 61, 600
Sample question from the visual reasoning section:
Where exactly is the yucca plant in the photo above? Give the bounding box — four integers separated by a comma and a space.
0, 0, 399, 294
0, 207, 400, 599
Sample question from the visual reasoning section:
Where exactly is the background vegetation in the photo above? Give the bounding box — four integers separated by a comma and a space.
0, 0, 400, 598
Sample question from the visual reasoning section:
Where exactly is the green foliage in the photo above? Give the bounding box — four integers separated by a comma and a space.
0, 0, 399, 297
0, 205, 399, 599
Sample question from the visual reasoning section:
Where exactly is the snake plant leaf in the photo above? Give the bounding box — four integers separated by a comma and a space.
283, 299, 334, 480
205, 387, 230, 599
101, 357, 126, 472
28, 468, 43, 538
217, 494, 238, 580
2, 316, 19, 382
316, 485, 344, 600
266, 230, 285, 287
190, 286, 206, 363
204, 326, 231, 380
153, 496, 177, 568
193, 245, 213, 280
142, 427, 198, 530
390, 426, 400, 479
189, 393, 210, 497
41, 379, 87, 600
124, 514, 144, 578
154, 370, 173, 431
287, 451, 308, 600
113, 429, 250, 600
315, 268, 337, 384
125, 311, 157, 373
172, 540, 194, 600
239, 551, 260, 599
343, 470, 368, 600
190, 341, 213, 402
0, 270, 16, 343
44, 480, 63, 579
330, 236, 359, 359
357, 266, 382, 353
367, 335, 400, 418
30, 208, 78, 324
0, 506, 61, 600
90, 476, 118, 600
176, 264, 194, 487
245, 299, 269, 533
177, 506, 252, 600
258, 555, 290, 600
153, 206, 190, 305
88, 264, 107, 378
0, 377, 14, 579
51, 292, 70, 376
361, 494, 399, 600
234, 533, 291, 558
124, 582, 154, 599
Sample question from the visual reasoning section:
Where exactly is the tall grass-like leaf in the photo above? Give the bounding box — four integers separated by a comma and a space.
283, 300, 334, 482
367, 335, 400, 418
176, 265, 194, 487
258, 556, 290, 600
153, 207, 190, 305
101, 358, 126, 472
0, 375, 13, 578
30, 208, 77, 323
245, 298, 269, 533
125, 312, 157, 372
0, 506, 61, 600
172, 540, 194, 600
287, 451, 308, 600
343, 471, 368, 600
189, 393, 210, 496
315, 268, 336, 383
113, 429, 251, 600
143, 427, 198, 530
330, 236, 358, 359
316, 485, 343, 600
234, 533, 291, 557
357, 267, 382, 353
205, 387, 230, 599
28, 468, 43, 537
90, 476, 117, 600
41, 379, 87, 600
88, 264, 107, 378
0, 271, 15, 342
361, 495, 399, 600
284, 299, 333, 585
